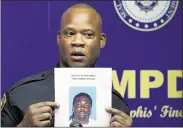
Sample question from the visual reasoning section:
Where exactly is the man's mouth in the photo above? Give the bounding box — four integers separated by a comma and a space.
79, 111, 86, 115
70, 51, 85, 61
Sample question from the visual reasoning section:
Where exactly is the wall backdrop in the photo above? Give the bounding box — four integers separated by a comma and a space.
1, 1, 182, 127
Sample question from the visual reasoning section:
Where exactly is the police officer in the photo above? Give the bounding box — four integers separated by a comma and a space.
1, 3, 133, 127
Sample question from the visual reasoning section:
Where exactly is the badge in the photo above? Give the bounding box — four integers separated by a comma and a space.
1, 93, 7, 111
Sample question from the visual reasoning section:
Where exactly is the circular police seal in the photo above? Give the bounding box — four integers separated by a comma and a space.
113, 0, 179, 32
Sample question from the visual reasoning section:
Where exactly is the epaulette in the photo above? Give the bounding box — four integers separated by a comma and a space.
8, 68, 54, 92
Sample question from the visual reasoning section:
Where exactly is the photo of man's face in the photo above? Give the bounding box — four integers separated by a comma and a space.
73, 96, 91, 120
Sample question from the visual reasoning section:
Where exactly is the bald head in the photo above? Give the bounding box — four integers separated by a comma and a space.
60, 3, 102, 31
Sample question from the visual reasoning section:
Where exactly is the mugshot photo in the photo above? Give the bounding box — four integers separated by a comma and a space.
69, 86, 96, 125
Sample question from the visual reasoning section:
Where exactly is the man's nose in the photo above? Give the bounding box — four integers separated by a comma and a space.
71, 34, 85, 47
80, 106, 85, 109
80, 106, 86, 111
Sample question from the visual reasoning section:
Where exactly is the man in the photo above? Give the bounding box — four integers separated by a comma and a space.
69, 93, 95, 126
1, 3, 133, 127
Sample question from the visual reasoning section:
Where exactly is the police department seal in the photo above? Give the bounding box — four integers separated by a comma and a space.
113, 0, 179, 32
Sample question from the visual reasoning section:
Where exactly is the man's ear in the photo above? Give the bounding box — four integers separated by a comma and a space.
57, 31, 61, 46
100, 33, 106, 48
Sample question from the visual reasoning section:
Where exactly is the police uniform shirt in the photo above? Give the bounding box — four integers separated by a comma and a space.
1, 64, 130, 127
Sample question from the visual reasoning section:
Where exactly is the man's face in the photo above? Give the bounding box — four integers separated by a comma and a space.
57, 8, 106, 67
73, 96, 91, 120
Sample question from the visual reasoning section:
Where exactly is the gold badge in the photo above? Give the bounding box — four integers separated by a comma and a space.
1, 93, 7, 111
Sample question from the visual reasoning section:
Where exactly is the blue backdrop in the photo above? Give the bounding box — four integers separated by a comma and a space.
1, 1, 182, 127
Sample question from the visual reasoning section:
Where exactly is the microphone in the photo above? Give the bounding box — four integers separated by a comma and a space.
70, 120, 83, 127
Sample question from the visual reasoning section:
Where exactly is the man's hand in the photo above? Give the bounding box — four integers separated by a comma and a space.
18, 101, 60, 127
106, 108, 132, 127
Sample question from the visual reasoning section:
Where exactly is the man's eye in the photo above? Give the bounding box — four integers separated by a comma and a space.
85, 104, 89, 108
84, 32, 94, 38
64, 31, 74, 37
76, 103, 81, 107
